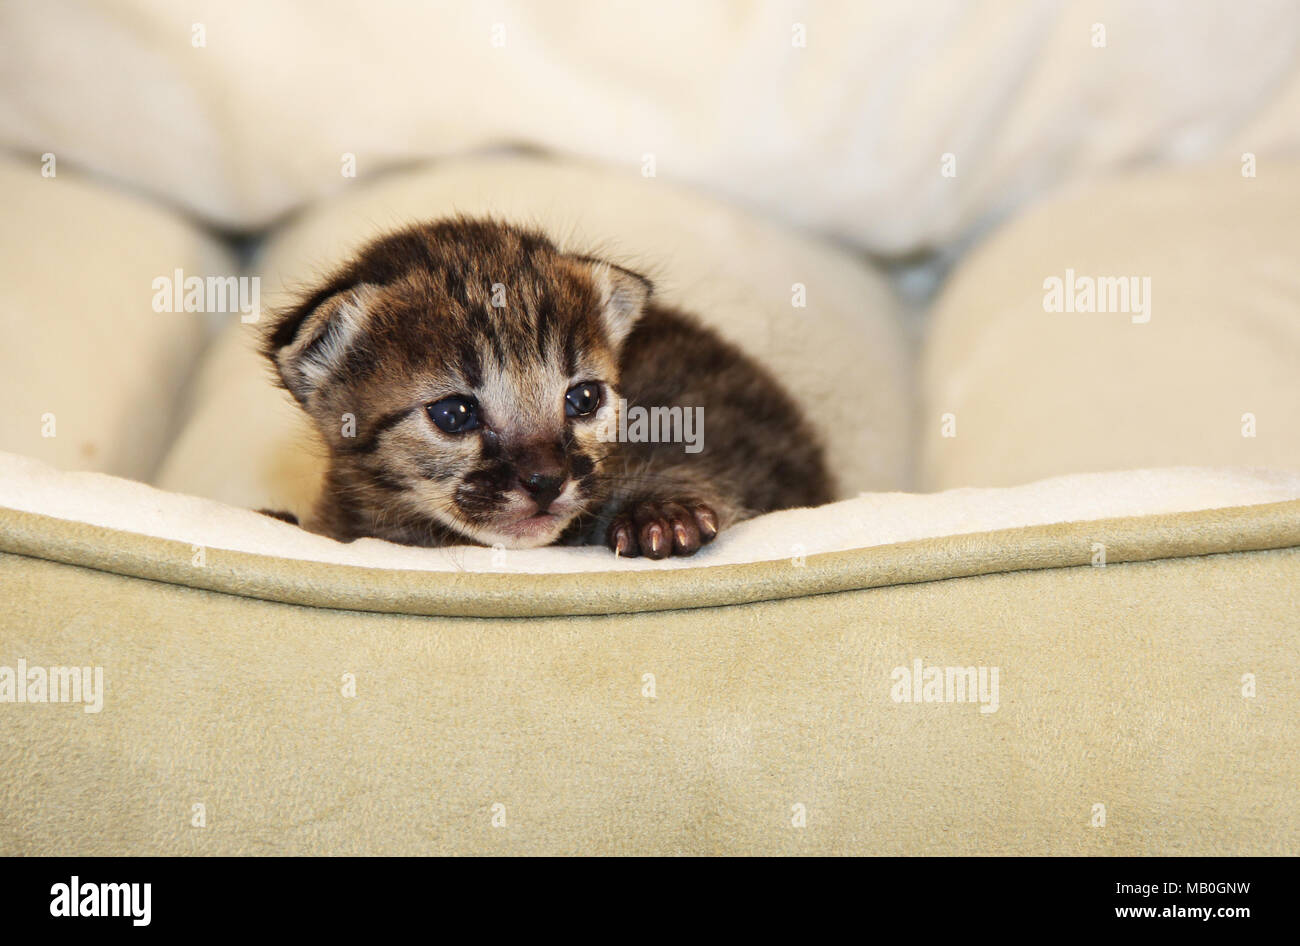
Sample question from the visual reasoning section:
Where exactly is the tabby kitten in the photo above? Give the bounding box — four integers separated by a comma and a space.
263, 218, 830, 558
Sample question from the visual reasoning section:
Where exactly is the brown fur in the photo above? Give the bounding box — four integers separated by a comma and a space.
262, 218, 831, 558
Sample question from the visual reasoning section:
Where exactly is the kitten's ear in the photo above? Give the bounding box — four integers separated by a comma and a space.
575, 258, 652, 349
263, 283, 377, 405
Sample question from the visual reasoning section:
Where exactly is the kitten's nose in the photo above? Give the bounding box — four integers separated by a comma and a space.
519, 471, 565, 512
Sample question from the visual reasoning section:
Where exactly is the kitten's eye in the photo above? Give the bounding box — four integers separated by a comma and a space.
427, 396, 481, 434
565, 382, 602, 418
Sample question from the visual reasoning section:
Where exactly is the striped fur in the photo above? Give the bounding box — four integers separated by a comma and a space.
263, 218, 831, 555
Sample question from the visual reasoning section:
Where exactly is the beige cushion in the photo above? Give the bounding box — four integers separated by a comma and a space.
0, 156, 235, 480
3, 472, 1298, 855
921, 163, 1300, 490
155, 155, 911, 513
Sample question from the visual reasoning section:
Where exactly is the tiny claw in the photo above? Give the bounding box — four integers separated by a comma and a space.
695, 507, 718, 540
673, 523, 689, 546
646, 524, 663, 556
612, 525, 632, 557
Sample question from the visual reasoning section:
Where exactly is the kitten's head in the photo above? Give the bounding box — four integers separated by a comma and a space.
263, 218, 650, 548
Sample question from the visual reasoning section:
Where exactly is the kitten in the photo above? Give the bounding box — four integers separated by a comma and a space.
262, 218, 831, 558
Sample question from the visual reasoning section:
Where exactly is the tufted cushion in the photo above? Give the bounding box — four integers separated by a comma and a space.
0, 156, 235, 481
921, 162, 1300, 489
154, 154, 911, 514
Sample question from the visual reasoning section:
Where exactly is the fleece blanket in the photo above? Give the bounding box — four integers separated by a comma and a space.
4, 451, 1300, 580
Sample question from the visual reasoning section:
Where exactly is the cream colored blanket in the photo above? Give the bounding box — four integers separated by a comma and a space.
4, 450, 1299, 575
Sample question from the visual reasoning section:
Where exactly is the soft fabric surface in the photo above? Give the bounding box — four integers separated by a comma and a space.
2, 535, 1295, 854
4, 485, 1298, 621
3, 1, 1297, 253
921, 162, 1300, 490
9, 451, 1300, 578
154, 154, 911, 513
0, 155, 235, 480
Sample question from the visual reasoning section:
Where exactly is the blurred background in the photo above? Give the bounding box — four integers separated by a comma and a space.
6, 2, 1299, 262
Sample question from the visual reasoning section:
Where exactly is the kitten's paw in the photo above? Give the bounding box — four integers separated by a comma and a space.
607, 500, 719, 559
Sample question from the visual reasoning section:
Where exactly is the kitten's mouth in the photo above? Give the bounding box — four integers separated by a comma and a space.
490, 510, 567, 545
460, 483, 582, 548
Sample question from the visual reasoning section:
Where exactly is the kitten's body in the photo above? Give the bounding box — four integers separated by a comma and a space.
264, 219, 830, 558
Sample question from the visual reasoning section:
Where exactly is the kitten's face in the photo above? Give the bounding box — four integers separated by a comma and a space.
266, 220, 649, 548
